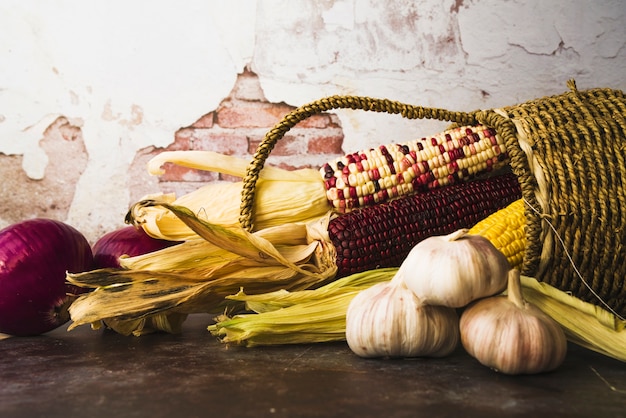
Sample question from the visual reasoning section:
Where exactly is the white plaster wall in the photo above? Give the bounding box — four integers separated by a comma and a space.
1, 0, 625, 241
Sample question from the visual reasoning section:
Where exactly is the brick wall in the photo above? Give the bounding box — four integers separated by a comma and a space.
129, 70, 345, 202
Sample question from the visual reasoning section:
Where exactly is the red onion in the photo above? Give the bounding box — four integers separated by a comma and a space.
0, 218, 93, 336
92, 226, 180, 269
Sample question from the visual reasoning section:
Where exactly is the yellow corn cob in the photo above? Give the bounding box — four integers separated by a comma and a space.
468, 198, 526, 269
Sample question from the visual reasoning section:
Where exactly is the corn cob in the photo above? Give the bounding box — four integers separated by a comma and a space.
133, 123, 509, 240
468, 198, 526, 269
330, 172, 521, 276
321, 124, 507, 212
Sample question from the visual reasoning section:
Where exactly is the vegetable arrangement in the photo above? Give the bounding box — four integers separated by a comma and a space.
1, 99, 624, 378
208, 200, 626, 366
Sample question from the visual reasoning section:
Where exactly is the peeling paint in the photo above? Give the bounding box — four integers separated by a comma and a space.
0, 0, 624, 241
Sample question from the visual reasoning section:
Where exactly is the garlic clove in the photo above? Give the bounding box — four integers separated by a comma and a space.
399, 229, 510, 308
459, 269, 568, 375
346, 275, 459, 358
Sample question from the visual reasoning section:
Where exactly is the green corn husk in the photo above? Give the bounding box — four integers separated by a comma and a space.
208, 268, 397, 346
209, 268, 626, 362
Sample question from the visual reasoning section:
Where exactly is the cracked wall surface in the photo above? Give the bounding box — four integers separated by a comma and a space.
1, 0, 624, 242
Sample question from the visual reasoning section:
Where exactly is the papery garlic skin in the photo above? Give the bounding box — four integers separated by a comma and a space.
345, 276, 459, 358
399, 229, 510, 308
459, 270, 567, 375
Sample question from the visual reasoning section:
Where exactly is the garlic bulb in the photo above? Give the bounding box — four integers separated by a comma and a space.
345, 274, 459, 358
460, 269, 567, 375
399, 229, 510, 308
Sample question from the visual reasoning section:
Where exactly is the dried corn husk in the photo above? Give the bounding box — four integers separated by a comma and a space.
67, 204, 337, 335
130, 151, 328, 241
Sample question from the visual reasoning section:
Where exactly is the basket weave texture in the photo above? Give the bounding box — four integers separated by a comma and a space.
501, 83, 626, 317
240, 82, 626, 317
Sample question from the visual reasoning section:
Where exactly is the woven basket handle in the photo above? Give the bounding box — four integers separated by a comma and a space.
239, 95, 514, 231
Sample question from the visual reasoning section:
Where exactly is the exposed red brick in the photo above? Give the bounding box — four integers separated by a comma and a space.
219, 173, 243, 182
129, 70, 347, 200
307, 133, 345, 154
248, 134, 304, 156
297, 114, 333, 129
157, 162, 218, 183
216, 101, 293, 129
190, 130, 249, 155
270, 160, 314, 171
191, 112, 215, 128
170, 128, 194, 151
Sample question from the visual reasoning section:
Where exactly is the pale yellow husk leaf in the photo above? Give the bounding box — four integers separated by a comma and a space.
67, 212, 337, 335
131, 151, 329, 241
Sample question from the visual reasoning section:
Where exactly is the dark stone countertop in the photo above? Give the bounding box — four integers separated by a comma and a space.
1, 314, 625, 418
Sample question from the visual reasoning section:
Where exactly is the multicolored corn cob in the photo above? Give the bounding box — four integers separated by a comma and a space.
320, 124, 509, 212
468, 198, 526, 269
329, 171, 522, 276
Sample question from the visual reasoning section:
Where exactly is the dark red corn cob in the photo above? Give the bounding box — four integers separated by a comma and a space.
328, 171, 521, 277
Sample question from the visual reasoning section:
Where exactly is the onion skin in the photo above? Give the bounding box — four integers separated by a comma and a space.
92, 226, 180, 269
0, 219, 93, 336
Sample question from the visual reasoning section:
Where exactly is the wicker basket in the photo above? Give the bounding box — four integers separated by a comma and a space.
239, 81, 626, 317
